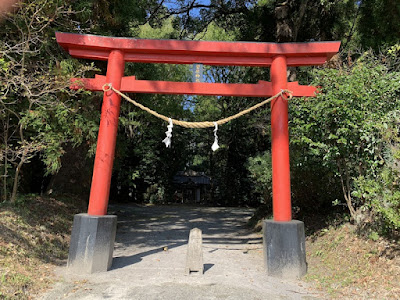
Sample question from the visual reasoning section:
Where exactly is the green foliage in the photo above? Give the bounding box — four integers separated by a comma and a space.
247, 151, 272, 204
353, 110, 400, 232
143, 183, 165, 204
388, 44, 400, 59
290, 50, 400, 232
195, 22, 238, 41
368, 231, 379, 241
0, 58, 8, 72
133, 17, 178, 39
357, 0, 400, 50
71, 0, 149, 36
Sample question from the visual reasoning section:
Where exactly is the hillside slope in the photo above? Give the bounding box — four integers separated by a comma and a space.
0, 196, 83, 299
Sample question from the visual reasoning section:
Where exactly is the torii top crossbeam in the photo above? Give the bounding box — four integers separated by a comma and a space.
56, 32, 339, 67
56, 32, 339, 97
56, 32, 340, 221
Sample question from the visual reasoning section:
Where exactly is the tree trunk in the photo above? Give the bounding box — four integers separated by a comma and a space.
275, 1, 298, 81
11, 124, 27, 203
2, 155, 7, 202
10, 150, 26, 203
2, 114, 9, 202
337, 160, 356, 220
275, 0, 293, 42
293, 0, 309, 41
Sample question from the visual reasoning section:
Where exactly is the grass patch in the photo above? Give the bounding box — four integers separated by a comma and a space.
0, 195, 84, 299
305, 223, 400, 299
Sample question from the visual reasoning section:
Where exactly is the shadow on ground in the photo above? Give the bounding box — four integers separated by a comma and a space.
109, 205, 261, 270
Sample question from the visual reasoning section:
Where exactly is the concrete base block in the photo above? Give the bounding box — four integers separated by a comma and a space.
263, 220, 307, 279
67, 213, 117, 274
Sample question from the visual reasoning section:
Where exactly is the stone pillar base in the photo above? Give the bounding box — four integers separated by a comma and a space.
67, 213, 117, 274
263, 220, 307, 279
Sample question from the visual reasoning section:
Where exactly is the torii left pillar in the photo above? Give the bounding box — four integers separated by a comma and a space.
67, 50, 124, 273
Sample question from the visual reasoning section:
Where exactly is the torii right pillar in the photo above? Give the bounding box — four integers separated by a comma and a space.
263, 54, 307, 278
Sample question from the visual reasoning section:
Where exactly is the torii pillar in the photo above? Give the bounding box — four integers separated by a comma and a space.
56, 32, 340, 276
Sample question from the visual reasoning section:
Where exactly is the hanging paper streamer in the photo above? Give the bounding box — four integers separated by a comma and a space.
212, 122, 220, 152
162, 118, 173, 148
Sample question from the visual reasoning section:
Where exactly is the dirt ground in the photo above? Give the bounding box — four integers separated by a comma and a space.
39, 205, 321, 300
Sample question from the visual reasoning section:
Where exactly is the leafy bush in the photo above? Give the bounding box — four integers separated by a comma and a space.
353, 110, 400, 233
290, 50, 400, 234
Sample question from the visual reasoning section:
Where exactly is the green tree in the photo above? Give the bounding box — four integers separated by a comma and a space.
0, 0, 98, 202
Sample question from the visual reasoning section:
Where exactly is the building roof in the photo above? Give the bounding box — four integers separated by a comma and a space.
173, 170, 211, 186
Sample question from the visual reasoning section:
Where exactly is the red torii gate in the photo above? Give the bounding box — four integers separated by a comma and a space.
56, 32, 340, 275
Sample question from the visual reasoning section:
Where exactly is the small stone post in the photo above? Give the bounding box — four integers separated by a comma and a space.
185, 228, 204, 275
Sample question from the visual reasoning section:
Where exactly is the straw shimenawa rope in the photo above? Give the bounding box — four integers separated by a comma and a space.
103, 83, 293, 129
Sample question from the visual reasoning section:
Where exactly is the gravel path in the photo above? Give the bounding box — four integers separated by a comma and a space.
39, 205, 321, 299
